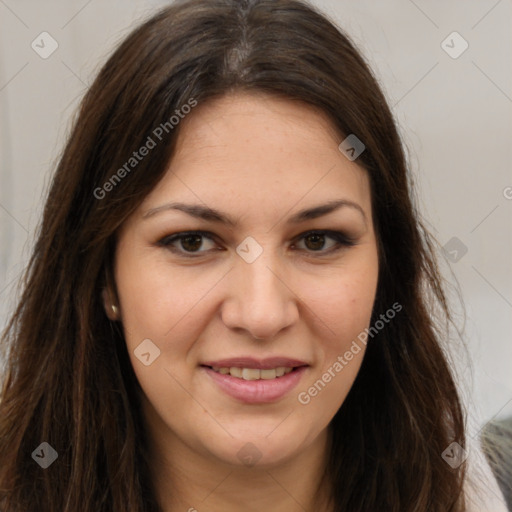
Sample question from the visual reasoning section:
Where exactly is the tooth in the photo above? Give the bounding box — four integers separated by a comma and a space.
275, 367, 286, 377
229, 367, 243, 378
218, 367, 294, 379
260, 369, 277, 379
242, 368, 261, 380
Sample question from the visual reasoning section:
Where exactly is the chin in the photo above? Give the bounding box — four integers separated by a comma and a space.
202, 428, 310, 469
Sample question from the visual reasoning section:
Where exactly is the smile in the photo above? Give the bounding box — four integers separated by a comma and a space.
209, 366, 294, 380
201, 365, 308, 404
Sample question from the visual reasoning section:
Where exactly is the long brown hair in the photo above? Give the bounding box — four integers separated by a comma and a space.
0, 0, 466, 510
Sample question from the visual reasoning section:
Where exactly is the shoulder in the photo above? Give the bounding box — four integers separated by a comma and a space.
463, 434, 508, 512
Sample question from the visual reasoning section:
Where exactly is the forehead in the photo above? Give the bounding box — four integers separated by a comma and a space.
173, 92, 344, 165
139, 92, 372, 223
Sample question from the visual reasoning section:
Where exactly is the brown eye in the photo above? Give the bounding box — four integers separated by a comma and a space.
158, 231, 218, 256
179, 234, 204, 252
303, 233, 328, 251
293, 230, 356, 255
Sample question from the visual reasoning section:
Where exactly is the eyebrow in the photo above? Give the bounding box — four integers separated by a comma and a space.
142, 199, 367, 226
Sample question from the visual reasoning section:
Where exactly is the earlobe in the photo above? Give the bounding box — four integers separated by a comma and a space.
102, 288, 119, 321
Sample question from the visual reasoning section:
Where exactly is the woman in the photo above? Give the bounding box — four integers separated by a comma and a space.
0, 0, 507, 510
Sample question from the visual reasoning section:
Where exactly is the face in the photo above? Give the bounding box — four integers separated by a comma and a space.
110, 92, 379, 468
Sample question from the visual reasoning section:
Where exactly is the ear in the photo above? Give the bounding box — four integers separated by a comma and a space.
102, 288, 119, 321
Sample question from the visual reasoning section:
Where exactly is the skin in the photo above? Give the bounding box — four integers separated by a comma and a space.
106, 92, 379, 511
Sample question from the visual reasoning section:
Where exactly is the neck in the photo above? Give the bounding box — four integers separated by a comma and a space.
144, 405, 334, 512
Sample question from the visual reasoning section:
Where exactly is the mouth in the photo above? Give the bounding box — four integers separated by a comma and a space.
203, 365, 298, 380
200, 357, 309, 404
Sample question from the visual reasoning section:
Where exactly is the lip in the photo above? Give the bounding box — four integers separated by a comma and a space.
201, 365, 308, 404
201, 357, 308, 369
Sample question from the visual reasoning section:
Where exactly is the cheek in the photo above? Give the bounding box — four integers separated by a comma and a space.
299, 260, 378, 403
305, 266, 378, 345
114, 248, 214, 348
294, 273, 377, 427
113, 254, 209, 416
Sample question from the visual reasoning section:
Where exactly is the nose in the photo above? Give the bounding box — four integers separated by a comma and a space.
220, 252, 299, 340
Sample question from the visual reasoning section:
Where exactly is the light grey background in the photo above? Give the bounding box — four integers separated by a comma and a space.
1, 0, 511, 436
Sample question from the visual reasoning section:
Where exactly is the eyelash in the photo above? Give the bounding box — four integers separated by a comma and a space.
157, 230, 357, 258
